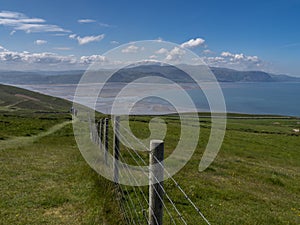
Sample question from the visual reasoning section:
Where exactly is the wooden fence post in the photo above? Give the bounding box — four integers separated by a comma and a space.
88, 115, 92, 142
149, 140, 164, 225
104, 118, 109, 164
98, 119, 102, 149
113, 116, 120, 184
96, 121, 100, 145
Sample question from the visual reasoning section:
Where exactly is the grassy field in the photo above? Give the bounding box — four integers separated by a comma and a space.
1, 83, 300, 224
119, 114, 300, 224
0, 84, 123, 225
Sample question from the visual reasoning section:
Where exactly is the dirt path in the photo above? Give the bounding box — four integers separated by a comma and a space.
0, 120, 73, 150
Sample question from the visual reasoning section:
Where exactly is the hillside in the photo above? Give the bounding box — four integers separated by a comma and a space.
0, 83, 72, 112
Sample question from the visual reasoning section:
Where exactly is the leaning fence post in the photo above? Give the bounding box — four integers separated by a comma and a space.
113, 116, 120, 184
149, 140, 164, 225
104, 118, 109, 164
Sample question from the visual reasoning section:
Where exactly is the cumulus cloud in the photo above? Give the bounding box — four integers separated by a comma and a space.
165, 47, 186, 62
79, 55, 107, 64
203, 51, 265, 71
149, 55, 158, 59
155, 48, 168, 54
203, 49, 213, 54
0, 46, 109, 70
180, 38, 205, 48
0, 45, 8, 52
78, 19, 96, 23
0, 50, 75, 64
0, 10, 70, 33
34, 39, 47, 45
221, 51, 233, 57
69, 34, 105, 45
121, 45, 144, 53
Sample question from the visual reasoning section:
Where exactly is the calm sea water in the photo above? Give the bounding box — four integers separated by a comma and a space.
16, 82, 300, 117
188, 82, 300, 117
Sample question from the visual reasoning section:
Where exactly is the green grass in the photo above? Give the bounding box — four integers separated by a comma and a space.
0, 84, 124, 225
118, 115, 300, 224
1, 83, 300, 224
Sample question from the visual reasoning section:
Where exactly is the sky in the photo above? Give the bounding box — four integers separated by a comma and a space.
0, 0, 299, 76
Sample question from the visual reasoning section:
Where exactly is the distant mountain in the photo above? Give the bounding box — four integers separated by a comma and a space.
0, 65, 299, 84
210, 67, 274, 82
211, 67, 300, 82
0, 70, 84, 84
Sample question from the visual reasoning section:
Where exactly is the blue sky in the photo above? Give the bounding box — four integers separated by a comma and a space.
0, 0, 299, 75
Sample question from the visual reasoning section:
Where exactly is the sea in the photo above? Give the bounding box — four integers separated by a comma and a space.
15, 82, 300, 117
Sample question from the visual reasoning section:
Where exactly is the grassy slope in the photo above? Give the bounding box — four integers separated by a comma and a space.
123, 115, 300, 224
0, 84, 123, 225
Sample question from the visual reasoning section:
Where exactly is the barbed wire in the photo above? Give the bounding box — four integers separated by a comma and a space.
88, 116, 211, 225
116, 129, 177, 225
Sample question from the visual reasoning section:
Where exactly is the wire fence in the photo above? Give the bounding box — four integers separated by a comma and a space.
88, 115, 211, 225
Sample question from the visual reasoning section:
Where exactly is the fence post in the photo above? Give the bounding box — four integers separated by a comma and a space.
88, 114, 92, 141
104, 118, 109, 164
96, 121, 100, 145
149, 140, 164, 225
113, 116, 120, 184
99, 119, 104, 150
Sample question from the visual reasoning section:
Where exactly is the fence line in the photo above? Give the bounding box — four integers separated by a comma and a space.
116, 128, 175, 225
115, 124, 182, 225
88, 115, 210, 225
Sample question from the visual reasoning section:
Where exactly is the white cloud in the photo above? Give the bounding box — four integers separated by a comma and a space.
149, 55, 158, 59
0, 50, 75, 64
34, 39, 47, 45
69, 34, 77, 39
165, 47, 186, 62
79, 55, 107, 64
203, 51, 265, 71
203, 49, 213, 54
0, 46, 109, 70
155, 48, 168, 54
0, 45, 8, 52
0, 11, 24, 19
156, 37, 163, 42
221, 51, 233, 57
234, 53, 244, 60
15, 24, 68, 33
78, 19, 96, 23
9, 30, 16, 35
77, 34, 105, 45
69, 34, 105, 45
121, 45, 144, 53
0, 10, 70, 33
180, 38, 205, 48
